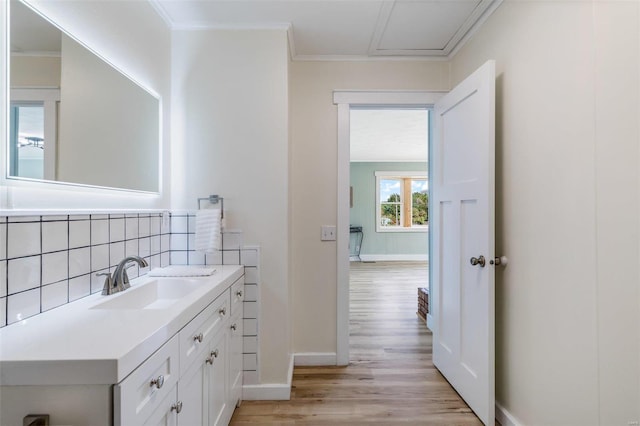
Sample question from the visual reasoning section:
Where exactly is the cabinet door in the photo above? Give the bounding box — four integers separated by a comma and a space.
208, 329, 228, 426
177, 347, 210, 426
142, 386, 178, 426
229, 311, 244, 407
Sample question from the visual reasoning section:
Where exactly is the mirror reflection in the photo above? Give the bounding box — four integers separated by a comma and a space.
9, 0, 160, 192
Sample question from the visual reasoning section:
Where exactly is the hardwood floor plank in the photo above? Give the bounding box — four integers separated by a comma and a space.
230, 261, 482, 425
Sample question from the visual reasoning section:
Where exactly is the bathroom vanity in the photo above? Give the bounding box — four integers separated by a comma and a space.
0, 265, 245, 426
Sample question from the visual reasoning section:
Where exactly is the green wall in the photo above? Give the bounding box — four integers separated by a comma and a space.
350, 162, 428, 258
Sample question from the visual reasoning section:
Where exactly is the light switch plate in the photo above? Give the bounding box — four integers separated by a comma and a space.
321, 225, 336, 241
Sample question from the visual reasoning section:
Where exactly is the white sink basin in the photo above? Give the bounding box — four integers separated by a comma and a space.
91, 278, 204, 310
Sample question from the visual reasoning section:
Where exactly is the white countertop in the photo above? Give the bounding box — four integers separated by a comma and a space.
0, 265, 244, 386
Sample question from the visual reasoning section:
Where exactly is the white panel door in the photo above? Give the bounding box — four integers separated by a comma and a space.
432, 60, 495, 425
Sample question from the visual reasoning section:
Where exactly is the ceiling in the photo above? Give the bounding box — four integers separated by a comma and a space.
150, 0, 503, 60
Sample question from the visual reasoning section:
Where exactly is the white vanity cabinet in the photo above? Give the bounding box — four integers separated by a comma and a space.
114, 274, 245, 426
0, 266, 245, 426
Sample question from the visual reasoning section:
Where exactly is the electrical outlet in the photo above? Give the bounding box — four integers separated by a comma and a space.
321, 225, 336, 241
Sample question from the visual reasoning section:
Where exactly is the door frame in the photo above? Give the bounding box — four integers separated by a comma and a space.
333, 90, 446, 365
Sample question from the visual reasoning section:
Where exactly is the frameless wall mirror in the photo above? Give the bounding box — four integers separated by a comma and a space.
9, 0, 160, 192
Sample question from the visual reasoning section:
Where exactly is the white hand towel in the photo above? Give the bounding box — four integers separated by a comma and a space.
195, 209, 221, 252
149, 266, 216, 277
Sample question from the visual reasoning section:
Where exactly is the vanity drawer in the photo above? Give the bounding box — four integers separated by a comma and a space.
179, 291, 230, 377
114, 335, 180, 426
230, 276, 245, 316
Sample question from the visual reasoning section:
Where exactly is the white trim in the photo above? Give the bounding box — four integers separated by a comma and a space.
242, 353, 294, 401
10, 51, 60, 58
172, 22, 291, 31
293, 54, 449, 62
448, 0, 505, 59
336, 102, 351, 366
426, 313, 434, 331
335, 90, 444, 366
358, 254, 428, 262
334, 90, 445, 106
286, 25, 296, 60
147, 0, 174, 29
367, 1, 396, 56
495, 402, 524, 426
294, 352, 337, 366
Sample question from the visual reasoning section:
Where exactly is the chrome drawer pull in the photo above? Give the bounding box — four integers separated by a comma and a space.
205, 349, 219, 365
219, 307, 226, 316
236, 290, 243, 298
213, 349, 219, 358
230, 324, 237, 331
171, 401, 183, 413
194, 333, 204, 343
150, 375, 164, 389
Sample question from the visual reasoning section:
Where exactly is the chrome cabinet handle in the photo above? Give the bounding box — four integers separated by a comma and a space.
470, 256, 486, 267
230, 323, 237, 331
205, 349, 219, 365
171, 401, 183, 413
236, 290, 243, 298
194, 333, 204, 343
219, 307, 226, 316
150, 375, 164, 389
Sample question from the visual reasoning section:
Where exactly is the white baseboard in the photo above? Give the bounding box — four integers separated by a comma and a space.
294, 352, 337, 366
496, 402, 523, 426
242, 354, 294, 401
357, 254, 429, 262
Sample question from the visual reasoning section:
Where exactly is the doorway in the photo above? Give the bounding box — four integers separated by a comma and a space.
333, 91, 444, 364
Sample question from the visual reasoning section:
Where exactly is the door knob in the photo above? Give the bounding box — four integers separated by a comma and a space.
470, 256, 486, 267
490, 256, 508, 267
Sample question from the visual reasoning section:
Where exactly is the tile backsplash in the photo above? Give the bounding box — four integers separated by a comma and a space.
0, 213, 170, 327
0, 210, 262, 386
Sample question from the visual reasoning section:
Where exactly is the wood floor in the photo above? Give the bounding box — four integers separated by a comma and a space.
230, 261, 482, 425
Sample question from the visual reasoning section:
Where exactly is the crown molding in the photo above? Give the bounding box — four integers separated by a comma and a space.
148, 0, 174, 29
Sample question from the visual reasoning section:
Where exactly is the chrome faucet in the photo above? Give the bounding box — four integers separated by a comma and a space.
99, 256, 149, 295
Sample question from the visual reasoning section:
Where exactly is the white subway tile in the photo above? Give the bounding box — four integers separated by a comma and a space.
91, 214, 108, 220
188, 251, 205, 265
150, 236, 161, 255
161, 252, 170, 267
69, 247, 90, 278
8, 216, 40, 223
109, 218, 125, 242
161, 234, 170, 252
243, 336, 258, 353
205, 251, 222, 265
150, 216, 161, 236
125, 217, 139, 240
187, 216, 196, 234
7, 288, 40, 324
187, 234, 195, 251
139, 217, 150, 238
243, 301, 258, 319
222, 232, 243, 250
241, 249, 258, 267
125, 239, 139, 258
0, 223, 6, 260
91, 244, 109, 271
42, 281, 68, 311
243, 354, 257, 371
245, 267, 259, 284
69, 215, 90, 221
8, 256, 41, 294
171, 216, 188, 233
170, 251, 188, 265
244, 284, 258, 302
42, 251, 68, 285
8, 222, 41, 258
150, 254, 161, 270
0, 297, 6, 327
139, 261, 150, 276
42, 215, 68, 222
42, 221, 68, 253
170, 234, 188, 251
91, 219, 109, 245
0, 261, 6, 298
69, 275, 90, 301
69, 220, 90, 248
222, 250, 240, 265
243, 319, 258, 335
109, 242, 125, 267
139, 237, 151, 258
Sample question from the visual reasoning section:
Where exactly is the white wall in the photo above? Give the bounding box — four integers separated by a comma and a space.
450, 1, 640, 424
1, 0, 171, 210
289, 61, 448, 354
171, 29, 291, 384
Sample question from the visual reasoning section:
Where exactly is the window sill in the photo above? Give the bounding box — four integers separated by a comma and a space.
376, 226, 429, 233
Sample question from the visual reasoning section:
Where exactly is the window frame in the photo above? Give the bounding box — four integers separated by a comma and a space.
375, 171, 428, 233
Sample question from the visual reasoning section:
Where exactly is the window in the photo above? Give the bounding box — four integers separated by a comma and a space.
376, 172, 428, 232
